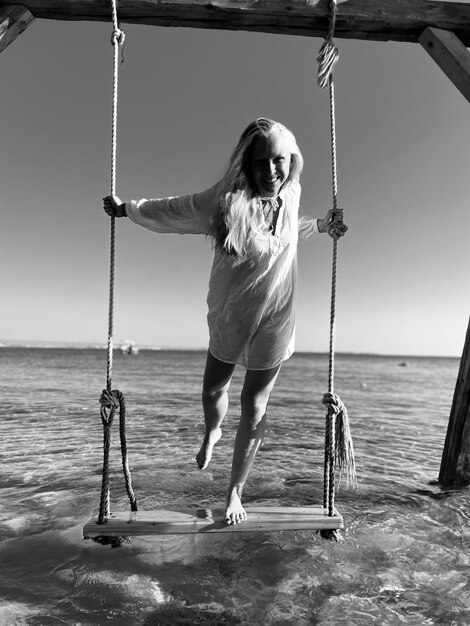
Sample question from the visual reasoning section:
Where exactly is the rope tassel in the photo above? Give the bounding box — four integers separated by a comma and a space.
322, 393, 357, 488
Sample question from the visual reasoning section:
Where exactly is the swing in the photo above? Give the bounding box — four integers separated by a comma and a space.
83, 0, 354, 544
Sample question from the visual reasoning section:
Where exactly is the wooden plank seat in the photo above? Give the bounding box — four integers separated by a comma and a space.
83, 506, 343, 537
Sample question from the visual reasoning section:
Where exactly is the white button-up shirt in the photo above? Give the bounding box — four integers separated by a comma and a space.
126, 180, 318, 370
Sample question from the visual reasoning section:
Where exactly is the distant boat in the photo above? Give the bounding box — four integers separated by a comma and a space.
398, 361, 408, 367
118, 340, 139, 355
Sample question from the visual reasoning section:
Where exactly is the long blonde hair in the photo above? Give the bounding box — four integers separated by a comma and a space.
209, 118, 303, 256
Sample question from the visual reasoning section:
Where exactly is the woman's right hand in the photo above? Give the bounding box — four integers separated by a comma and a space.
103, 195, 127, 218
319, 208, 348, 240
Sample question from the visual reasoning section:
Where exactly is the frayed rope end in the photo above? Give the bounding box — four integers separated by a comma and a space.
334, 401, 357, 489
322, 392, 357, 489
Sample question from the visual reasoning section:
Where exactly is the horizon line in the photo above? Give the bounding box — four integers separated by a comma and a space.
0, 339, 460, 360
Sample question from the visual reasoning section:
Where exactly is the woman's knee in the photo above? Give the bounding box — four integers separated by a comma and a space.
240, 386, 270, 411
240, 365, 281, 411
202, 350, 235, 401
202, 380, 230, 403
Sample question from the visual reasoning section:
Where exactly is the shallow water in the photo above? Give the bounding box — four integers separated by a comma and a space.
1, 347, 469, 625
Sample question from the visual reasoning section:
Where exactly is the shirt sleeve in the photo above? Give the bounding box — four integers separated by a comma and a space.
125, 183, 220, 235
298, 215, 320, 239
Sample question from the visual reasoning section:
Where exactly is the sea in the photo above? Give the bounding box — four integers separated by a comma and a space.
1, 347, 469, 625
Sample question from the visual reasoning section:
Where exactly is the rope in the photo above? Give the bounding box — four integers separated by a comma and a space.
106, 0, 125, 393
96, 0, 137, 528
316, 0, 356, 518
98, 389, 137, 524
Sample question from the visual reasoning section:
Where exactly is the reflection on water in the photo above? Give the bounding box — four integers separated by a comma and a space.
0, 348, 469, 625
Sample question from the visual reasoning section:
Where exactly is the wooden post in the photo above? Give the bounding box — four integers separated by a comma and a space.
419, 27, 470, 104
0, 5, 34, 54
439, 317, 470, 486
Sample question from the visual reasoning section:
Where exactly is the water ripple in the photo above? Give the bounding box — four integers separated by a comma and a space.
0, 348, 468, 625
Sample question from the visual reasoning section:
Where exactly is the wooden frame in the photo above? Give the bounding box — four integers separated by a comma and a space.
419, 27, 470, 103
0, 5, 34, 52
2, 1, 470, 45
2, 1, 470, 100
1, 0, 469, 487
439, 317, 470, 485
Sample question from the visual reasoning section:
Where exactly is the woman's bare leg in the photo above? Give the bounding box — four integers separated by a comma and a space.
196, 350, 236, 470
225, 364, 281, 524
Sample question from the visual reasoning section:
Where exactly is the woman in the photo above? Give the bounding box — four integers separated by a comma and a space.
103, 118, 347, 524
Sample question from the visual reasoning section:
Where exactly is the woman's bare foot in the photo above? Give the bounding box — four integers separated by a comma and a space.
196, 427, 222, 469
225, 490, 247, 525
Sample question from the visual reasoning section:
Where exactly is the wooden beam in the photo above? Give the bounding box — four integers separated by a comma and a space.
0, 5, 34, 54
420, 27, 470, 103
439, 317, 470, 486
1, 1, 470, 45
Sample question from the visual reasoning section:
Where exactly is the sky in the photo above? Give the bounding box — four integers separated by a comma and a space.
1, 7, 469, 357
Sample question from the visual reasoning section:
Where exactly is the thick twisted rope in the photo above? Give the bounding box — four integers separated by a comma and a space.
316, 0, 356, 518
106, 0, 125, 392
96, 0, 137, 528
98, 390, 137, 524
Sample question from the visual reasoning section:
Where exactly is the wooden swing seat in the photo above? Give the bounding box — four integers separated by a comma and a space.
83, 505, 343, 537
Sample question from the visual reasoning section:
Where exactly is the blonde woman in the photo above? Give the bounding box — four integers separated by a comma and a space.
103, 118, 347, 525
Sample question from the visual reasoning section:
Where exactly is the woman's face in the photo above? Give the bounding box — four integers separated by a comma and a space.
250, 131, 292, 197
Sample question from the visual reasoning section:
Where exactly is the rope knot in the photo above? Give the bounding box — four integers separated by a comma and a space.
100, 388, 120, 410
322, 392, 344, 415
316, 0, 339, 89
317, 39, 339, 89
111, 27, 126, 47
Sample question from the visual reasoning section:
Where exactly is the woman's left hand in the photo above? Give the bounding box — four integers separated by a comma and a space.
103, 195, 127, 218
319, 208, 348, 240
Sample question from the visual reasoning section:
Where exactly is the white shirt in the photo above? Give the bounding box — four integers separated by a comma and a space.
126, 181, 318, 370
